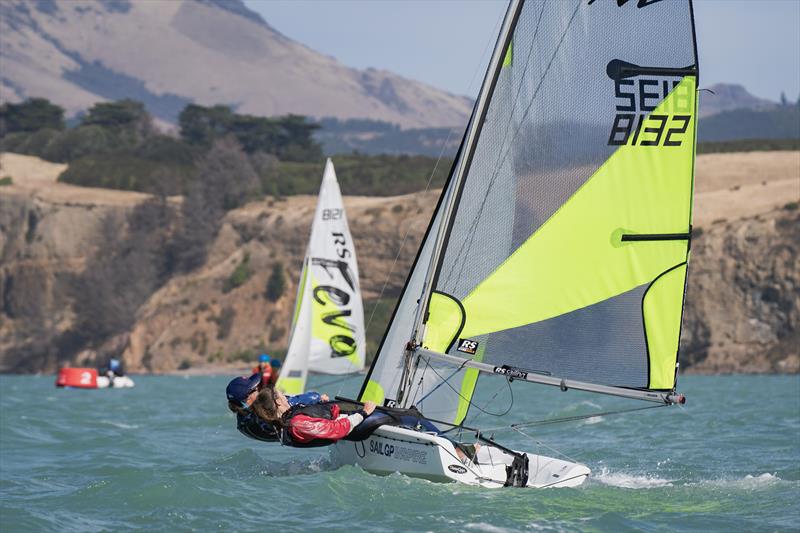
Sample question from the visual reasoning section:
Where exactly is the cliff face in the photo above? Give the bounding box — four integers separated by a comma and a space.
682, 203, 799, 374
117, 189, 437, 372
0, 151, 798, 374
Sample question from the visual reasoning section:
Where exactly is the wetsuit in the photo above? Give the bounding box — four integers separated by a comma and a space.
235, 391, 323, 442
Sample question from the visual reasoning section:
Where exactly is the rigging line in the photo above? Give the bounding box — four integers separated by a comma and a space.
443, 0, 549, 288
465, 375, 514, 428
479, 403, 668, 433
415, 357, 470, 405
361, 10, 505, 341
421, 356, 513, 418
510, 427, 580, 464
407, 356, 431, 408
441, 0, 582, 289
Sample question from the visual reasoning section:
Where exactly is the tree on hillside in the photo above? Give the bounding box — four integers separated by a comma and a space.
265, 262, 286, 302
0, 98, 65, 136
170, 136, 260, 272
780, 91, 788, 106
178, 104, 322, 162
228, 113, 282, 153
179, 104, 235, 147
81, 99, 154, 142
69, 196, 175, 350
274, 114, 322, 162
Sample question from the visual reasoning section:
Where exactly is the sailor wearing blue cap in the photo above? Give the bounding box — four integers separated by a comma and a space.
226, 374, 328, 442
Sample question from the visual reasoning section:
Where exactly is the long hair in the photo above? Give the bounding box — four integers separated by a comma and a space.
227, 400, 247, 416
252, 386, 283, 427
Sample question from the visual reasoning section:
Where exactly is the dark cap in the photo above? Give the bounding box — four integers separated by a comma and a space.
226, 374, 261, 404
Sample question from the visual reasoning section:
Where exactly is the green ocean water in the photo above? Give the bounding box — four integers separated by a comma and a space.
1, 374, 798, 532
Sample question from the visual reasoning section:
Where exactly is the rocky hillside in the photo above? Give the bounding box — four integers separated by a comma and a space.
698, 83, 778, 118
0, 0, 471, 128
0, 151, 798, 374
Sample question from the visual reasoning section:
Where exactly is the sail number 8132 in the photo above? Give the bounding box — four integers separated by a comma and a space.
608, 114, 690, 146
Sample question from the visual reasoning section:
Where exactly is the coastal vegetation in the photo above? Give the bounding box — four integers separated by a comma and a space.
0, 98, 452, 198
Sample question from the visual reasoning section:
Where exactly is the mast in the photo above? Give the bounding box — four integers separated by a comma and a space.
410, 0, 522, 348
398, 0, 523, 404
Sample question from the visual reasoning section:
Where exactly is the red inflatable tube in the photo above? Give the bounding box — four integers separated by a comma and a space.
56, 367, 98, 388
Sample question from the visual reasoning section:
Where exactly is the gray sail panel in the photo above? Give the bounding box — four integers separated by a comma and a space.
478, 285, 649, 387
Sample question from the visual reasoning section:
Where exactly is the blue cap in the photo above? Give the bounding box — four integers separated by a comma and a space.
270, 359, 282, 369
259, 354, 270, 363
109, 358, 120, 370
226, 374, 261, 404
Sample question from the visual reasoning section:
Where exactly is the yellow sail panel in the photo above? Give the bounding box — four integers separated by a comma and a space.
502, 40, 513, 68
276, 377, 304, 395
291, 260, 308, 330
644, 263, 687, 388
311, 274, 362, 368
423, 292, 464, 352
360, 379, 385, 404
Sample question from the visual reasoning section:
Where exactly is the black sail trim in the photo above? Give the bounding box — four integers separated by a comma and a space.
606, 59, 697, 81
428, 290, 467, 354
621, 232, 690, 242
641, 262, 688, 390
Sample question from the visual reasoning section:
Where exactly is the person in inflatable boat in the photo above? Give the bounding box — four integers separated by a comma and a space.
226, 374, 328, 442
100, 358, 125, 384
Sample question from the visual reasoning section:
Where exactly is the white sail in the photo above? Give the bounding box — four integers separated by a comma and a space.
277, 159, 365, 394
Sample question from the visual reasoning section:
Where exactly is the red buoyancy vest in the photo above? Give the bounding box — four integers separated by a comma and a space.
281, 403, 352, 448
252, 364, 272, 385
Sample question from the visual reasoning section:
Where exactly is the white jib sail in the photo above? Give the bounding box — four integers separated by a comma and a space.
277, 159, 365, 394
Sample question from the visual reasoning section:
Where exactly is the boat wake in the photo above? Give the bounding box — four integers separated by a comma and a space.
593, 467, 673, 489
209, 449, 335, 479
686, 472, 784, 490
594, 468, 785, 490
99, 420, 139, 430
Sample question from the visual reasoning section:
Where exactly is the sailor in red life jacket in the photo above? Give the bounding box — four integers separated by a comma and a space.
252, 354, 273, 385
251, 386, 375, 447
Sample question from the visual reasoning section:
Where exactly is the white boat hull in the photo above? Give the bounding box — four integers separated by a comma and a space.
96, 376, 135, 388
330, 425, 589, 489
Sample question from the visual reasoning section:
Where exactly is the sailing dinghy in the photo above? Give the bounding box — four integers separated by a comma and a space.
276, 159, 366, 395
332, 0, 698, 488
